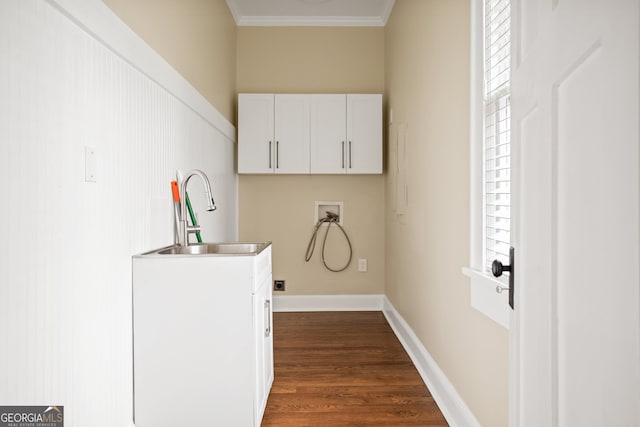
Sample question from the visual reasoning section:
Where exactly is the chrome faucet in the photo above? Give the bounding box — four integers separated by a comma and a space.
179, 169, 216, 246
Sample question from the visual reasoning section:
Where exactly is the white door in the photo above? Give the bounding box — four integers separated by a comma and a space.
511, 1, 639, 426
274, 94, 310, 174
310, 94, 347, 174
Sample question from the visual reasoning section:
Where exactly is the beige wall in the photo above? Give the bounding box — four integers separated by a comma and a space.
385, 1, 508, 426
236, 27, 384, 93
237, 27, 386, 295
103, 0, 237, 122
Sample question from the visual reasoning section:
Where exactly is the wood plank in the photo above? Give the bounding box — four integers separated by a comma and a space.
262, 312, 449, 426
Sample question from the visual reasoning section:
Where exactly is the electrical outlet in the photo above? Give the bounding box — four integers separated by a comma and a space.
273, 280, 285, 291
358, 259, 368, 272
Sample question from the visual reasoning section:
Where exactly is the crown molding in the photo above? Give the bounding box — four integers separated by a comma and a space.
236, 15, 386, 27
380, 0, 395, 25
225, 0, 242, 25
226, 0, 395, 27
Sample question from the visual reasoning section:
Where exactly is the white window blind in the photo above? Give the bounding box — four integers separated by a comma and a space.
484, 0, 511, 271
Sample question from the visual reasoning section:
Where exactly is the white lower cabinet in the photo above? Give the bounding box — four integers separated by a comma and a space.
253, 274, 274, 421
133, 245, 274, 427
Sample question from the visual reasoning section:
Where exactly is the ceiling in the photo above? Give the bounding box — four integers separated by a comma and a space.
225, 0, 396, 27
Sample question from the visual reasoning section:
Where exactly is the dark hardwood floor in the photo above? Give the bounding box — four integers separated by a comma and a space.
261, 311, 449, 427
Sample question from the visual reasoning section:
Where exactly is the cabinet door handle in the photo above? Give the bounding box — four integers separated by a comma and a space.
342, 141, 345, 168
348, 140, 352, 169
264, 299, 271, 337
276, 141, 279, 169
268, 141, 272, 169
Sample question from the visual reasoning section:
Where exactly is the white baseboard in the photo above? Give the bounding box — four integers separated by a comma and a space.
382, 297, 481, 427
272, 294, 384, 312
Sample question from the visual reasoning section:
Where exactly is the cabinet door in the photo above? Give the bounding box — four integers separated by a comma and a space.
238, 94, 274, 174
310, 95, 347, 174
263, 279, 274, 403
274, 94, 310, 174
253, 275, 274, 426
346, 94, 382, 174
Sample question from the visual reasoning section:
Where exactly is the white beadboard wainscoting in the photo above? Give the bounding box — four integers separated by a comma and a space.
0, 1, 236, 426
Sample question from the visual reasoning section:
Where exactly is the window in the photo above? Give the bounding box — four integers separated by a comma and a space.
483, 0, 511, 270
463, 0, 512, 329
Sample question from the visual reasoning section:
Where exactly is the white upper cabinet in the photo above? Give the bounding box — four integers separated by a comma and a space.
274, 94, 310, 173
310, 94, 382, 174
310, 94, 347, 173
238, 94, 274, 174
238, 94, 310, 174
239, 93, 381, 174
346, 94, 382, 174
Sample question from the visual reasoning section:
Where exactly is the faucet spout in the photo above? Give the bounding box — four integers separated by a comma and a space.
179, 169, 217, 246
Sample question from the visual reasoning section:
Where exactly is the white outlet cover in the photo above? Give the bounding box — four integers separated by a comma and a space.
85, 146, 96, 182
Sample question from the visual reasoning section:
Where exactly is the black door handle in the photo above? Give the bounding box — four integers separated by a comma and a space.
492, 246, 514, 310
491, 259, 511, 276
